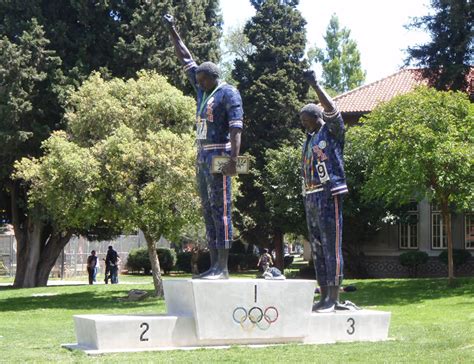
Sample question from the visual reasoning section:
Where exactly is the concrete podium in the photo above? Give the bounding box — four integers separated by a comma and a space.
64, 279, 391, 354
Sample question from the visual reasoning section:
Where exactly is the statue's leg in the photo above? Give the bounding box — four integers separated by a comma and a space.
305, 193, 328, 310
193, 153, 218, 279
315, 192, 344, 313
201, 163, 231, 280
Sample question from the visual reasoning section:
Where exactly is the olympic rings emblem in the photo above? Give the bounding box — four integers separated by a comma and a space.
232, 306, 279, 331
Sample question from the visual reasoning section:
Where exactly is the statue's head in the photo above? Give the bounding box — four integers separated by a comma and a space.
300, 103, 323, 133
196, 61, 220, 92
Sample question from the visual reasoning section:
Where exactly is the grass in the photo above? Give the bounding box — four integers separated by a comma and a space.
0, 276, 473, 363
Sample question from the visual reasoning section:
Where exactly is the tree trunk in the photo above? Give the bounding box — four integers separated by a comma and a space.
11, 182, 45, 288
441, 200, 454, 285
11, 181, 73, 287
273, 229, 284, 272
36, 231, 73, 286
143, 231, 163, 297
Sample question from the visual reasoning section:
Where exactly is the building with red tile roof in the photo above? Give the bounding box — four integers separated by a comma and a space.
321, 67, 474, 278
334, 67, 473, 124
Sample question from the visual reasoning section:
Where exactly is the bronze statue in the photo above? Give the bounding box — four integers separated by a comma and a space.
164, 14, 244, 280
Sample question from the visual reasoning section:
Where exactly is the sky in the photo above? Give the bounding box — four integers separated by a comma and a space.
220, 0, 432, 84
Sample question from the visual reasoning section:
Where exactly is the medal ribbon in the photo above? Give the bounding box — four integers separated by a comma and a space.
197, 82, 226, 118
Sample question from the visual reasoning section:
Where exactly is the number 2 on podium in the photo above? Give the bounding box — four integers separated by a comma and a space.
140, 322, 150, 341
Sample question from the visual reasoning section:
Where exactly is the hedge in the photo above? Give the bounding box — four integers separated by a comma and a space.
399, 251, 429, 277
126, 247, 176, 275
438, 249, 472, 269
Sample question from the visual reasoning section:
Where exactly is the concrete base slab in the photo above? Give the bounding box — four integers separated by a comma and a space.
65, 279, 391, 353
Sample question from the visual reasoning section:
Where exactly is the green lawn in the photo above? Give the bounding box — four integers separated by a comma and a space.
0, 277, 473, 363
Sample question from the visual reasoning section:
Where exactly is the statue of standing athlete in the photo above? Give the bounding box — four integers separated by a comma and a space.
164, 14, 244, 280
300, 70, 348, 312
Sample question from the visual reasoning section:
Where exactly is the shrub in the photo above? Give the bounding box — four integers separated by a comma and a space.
157, 248, 177, 274
228, 254, 245, 272
299, 263, 315, 279
243, 254, 259, 270
126, 247, 176, 275
175, 252, 192, 273
197, 251, 211, 272
284, 255, 294, 268
438, 249, 472, 270
399, 251, 429, 278
126, 248, 149, 273
230, 240, 247, 254
175, 250, 211, 273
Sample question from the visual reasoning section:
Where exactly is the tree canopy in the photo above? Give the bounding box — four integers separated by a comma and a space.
0, 1, 221, 288
14, 71, 199, 292
352, 86, 473, 281
308, 14, 366, 94
232, 0, 309, 269
405, 0, 473, 91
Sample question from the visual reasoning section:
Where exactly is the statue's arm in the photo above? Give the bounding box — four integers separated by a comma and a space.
163, 14, 195, 67
229, 128, 242, 162
222, 89, 244, 176
303, 70, 336, 112
303, 70, 344, 138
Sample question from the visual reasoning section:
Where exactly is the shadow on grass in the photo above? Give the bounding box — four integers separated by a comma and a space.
339, 277, 474, 307
0, 287, 163, 313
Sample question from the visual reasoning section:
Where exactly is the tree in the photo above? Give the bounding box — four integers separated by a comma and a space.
114, 0, 222, 93
354, 86, 473, 284
342, 127, 402, 277
0, 19, 64, 288
258, 144, 306, 239
308, 14, 365, 94
0, 1, 222, 287
232, 0, 309, 270
96, 126, 199, 296
14, 71, 198, 292
405, 0, 473, 91
13, 132, 101, 286
69, 71, 197, 298
219, 25, 255, 84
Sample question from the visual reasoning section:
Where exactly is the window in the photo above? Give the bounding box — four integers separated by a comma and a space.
431, 204, 447, 249
465, 214, 474, 250
399, 202, 419, 249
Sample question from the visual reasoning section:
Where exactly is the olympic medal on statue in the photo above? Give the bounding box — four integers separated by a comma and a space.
211, 155, 250, 174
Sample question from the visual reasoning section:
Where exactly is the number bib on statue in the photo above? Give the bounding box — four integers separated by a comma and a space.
317, 161, 330, 183
196, 118, 207, 140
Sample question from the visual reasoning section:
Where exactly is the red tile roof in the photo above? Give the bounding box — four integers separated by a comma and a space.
334, 68, 427, 114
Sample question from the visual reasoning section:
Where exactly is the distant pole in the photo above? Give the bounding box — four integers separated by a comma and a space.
60, 249, 65, 280
9, 235, 13, 277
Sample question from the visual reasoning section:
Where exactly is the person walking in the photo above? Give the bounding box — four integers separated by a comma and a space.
86, 250, 98, 285
105, 246, 120, 284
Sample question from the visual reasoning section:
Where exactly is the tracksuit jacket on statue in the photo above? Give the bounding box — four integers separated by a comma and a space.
302, 108, 348, 287
183, 60, 244, 249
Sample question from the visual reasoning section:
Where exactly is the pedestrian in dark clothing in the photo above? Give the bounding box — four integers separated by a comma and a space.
105, 246, 120, 284
87, 250, 98, 285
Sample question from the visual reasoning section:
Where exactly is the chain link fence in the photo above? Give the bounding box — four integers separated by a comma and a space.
0, 235, 16, 276
51, 234, 147, 278
0, 232, 165, 278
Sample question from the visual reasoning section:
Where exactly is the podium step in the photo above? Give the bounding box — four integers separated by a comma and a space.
63, 279, 391, 353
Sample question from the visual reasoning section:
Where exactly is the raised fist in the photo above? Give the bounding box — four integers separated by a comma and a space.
163, 14, 175, 27
303, 70, 318, 86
